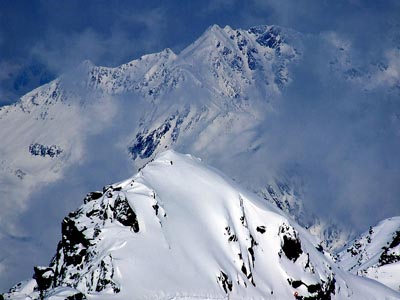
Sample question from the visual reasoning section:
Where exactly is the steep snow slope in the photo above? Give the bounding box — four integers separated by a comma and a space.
338, 217, 400, 292
3, 151, 399, 300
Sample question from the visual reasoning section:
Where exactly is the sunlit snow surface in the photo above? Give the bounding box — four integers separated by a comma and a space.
338, 217, 400, 292
1, 24, 399, 290
4, 151, 399, 299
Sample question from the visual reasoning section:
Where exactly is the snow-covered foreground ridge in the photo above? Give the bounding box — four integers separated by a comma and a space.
3, 151, 399, 300
338, 217, 400, 292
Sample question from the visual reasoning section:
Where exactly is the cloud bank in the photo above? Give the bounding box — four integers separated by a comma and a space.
0, 0, 399, 292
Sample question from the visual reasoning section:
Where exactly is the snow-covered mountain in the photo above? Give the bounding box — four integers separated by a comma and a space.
0, 24, 396, 290
0, 25, 329, 234
3, 151, 399, 300
338, 217, 400, 292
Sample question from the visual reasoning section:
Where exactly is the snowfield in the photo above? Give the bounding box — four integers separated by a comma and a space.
3, 151, 399, 300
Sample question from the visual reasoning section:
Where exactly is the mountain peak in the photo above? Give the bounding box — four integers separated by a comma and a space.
80, 59, 95, 68
4, 151, 398, 300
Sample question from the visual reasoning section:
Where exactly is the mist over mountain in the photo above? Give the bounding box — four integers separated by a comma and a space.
0, 21, 399, 294
3, 151, 400, 299
0, 60, 55, 105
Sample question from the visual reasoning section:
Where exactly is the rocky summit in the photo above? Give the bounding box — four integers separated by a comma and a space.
3, 151, 399, 300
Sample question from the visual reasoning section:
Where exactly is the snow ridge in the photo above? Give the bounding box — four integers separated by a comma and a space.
3, 151, 399, 300
338, 217, 400, 292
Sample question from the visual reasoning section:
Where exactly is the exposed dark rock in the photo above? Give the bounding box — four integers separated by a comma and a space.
379, 230, 400, 266
248, 247, 255, 265
66, 293, 86, 300
290, 279, 303, 288
93, 224, 101, 238
241, 264, 247, 275
225, 226, 238, 242
231, 55, 243, 72
83, 191, 103, 204
102, 185, 112, 193
113, 196, 139, 232
256, 226, 266, 234
287, 275, 336, 300
217, 271, 232, 293
222, 46, 231, 56
46, 197, 121, 295
265, 185, 283, 210
152, 204, 159, 215
228, 234, 238, 242
369, 226, 374, 235
281, 234, 302, 262
316, 244, 324, 253
68, 208, 84, 219
85, 209, 102, 219
346, 241, 362, 256
250, 234, 258, 247
247, 49, 257, 70
95, 256, 120, 293
251, 27, 282, 50
171, 110, 189, 142
237, 35, 247, 50
61, 217, 90, 266
307, 283, 322, 294
129, 118, 173, 160
304, 253, 315, 273
389, 230, 400, 248
248, 234, 258, 266
278, 225, 304, 264
49, 241, 63, 285
247, 271, 255, 286
33, 266, 54, 291
29, 143, 62, 158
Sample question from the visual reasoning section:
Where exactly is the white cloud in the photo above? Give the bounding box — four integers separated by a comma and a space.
369, 49, 400, 89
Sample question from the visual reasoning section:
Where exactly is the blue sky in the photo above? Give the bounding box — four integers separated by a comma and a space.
1, 0, 399, 104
